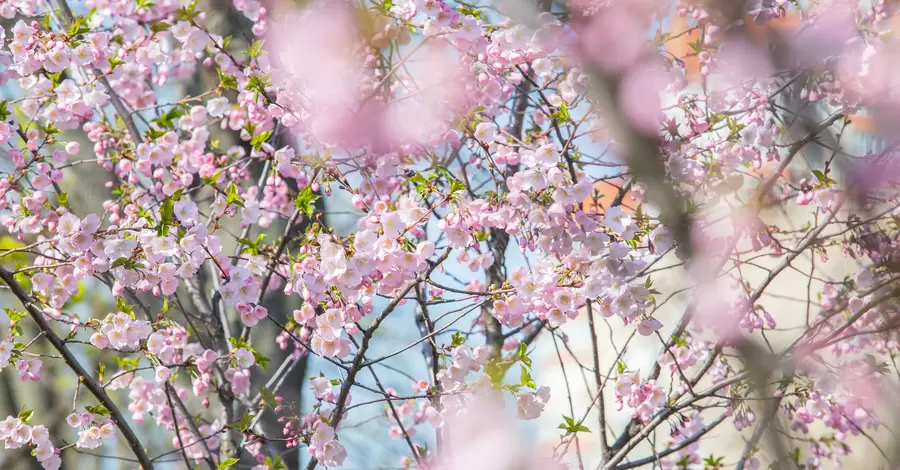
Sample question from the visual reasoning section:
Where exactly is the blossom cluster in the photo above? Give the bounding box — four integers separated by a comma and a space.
0, 416, 60, 470
615, 370, 667, 424
2, 0, 900, 468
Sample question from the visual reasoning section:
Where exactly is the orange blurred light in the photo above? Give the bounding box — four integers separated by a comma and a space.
582, 179, 637, 214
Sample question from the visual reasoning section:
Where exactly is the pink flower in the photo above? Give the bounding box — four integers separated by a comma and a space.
473, 122, 497, 143
31, 272, 55, 292
233, 348, 256, 369
154, 366, 171, 384
65, 413, 81, 428
636, 318, 663, 336
15, 358, 41, 381
227, 368, 252, 395
76, 426, 102, 449
516, 386, 550, 420
411, 379, 430, 393
311, 377, 335, 401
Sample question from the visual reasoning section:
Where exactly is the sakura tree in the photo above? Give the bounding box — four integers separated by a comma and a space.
1, 0, 900, 469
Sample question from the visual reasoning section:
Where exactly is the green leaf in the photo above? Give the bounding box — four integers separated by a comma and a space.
158, 198, 175, 236
458, 5, 483, 18
689, 38, 704, 53
450, 331, 465, 347
4, 308, 27, 323
146, 127, 166, 141
218, 458, 240, 470
265, 456, 289, 470
519, 365, 536, 390
40, 14, 53, 31
409, 172, 426, 185
812, 169, 837, 187
293, 185, 320, 218
203, 170, 223, 186
484, 358, 511, 387
235, 413, 252, 432
69, 281, 86, 304
448, 177, 466, 196
616, 360, 626, 375
176, 1, 198, 21
150, 22, 171, 33
218, 68, 238, 90
108, 57, 125, 71
250, 130, 273, 150
66, 15, 91, 38
244, 74, 272, 99
47, 71, 63, 87
557, 414, 590, 433
654, 30, 672, 46
518, 342, 532, 368
225, 182, 245, 208
258, 385, 278, 406
551, 102, 570, 122
116, 297, 135, 317
113, 356, 140, 370
152, 106, 185, 130
243, 39, 265, 58
43, 122, 60, 136
238, 234, 266, 256
17, 407, 34, 423
85, 404, 110, 416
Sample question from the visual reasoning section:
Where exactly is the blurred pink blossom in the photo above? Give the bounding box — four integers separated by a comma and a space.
714, 35, 774, 82
617, 59, 667, 135
785, 5, 857, 67
578, 7, 645, 74
266, 1, 363, 140
431, 398, 561, 470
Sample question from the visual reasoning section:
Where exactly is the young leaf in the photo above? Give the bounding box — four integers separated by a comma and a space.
519, 365, 536, 390
243, 39, 265, 58
294, 185, 320, 218
17, 407, 34, 423
158, 197, 175, 236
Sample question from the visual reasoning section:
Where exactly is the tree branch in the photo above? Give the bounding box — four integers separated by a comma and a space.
0, 266, 154, 470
